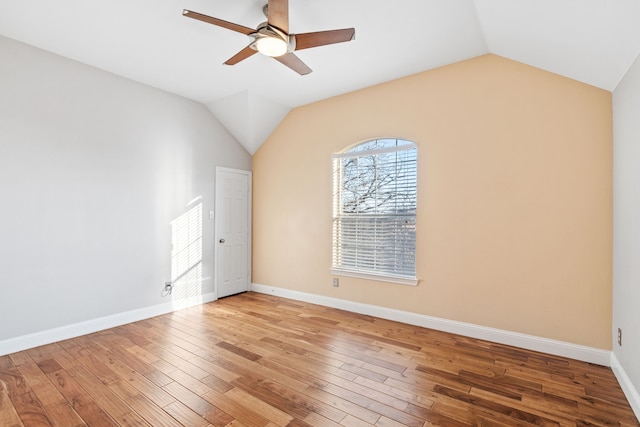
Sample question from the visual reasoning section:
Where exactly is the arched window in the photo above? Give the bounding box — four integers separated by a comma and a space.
332, 138, 417, 284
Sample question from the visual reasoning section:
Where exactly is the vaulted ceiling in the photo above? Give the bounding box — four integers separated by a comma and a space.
2, 0, 639, 154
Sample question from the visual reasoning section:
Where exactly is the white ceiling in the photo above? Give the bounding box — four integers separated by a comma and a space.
2, 0, 640, 154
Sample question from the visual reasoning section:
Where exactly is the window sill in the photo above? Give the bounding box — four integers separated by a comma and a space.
330, 268, 419, 286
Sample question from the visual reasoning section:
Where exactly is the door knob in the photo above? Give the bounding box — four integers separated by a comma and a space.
219, 238, 225, 243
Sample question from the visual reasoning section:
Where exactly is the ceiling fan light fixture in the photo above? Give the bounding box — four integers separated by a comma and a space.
254, 36, 288, 57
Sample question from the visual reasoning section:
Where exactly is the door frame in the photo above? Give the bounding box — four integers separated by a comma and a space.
214, 166, 252, 299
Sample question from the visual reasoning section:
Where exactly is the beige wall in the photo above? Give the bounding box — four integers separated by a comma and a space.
252, 54, 612, 349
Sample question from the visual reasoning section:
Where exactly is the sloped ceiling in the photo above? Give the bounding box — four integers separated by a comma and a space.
1, 0, 639, 154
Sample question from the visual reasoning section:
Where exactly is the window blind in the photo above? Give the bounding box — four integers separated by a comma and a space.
332, 139, 417, 281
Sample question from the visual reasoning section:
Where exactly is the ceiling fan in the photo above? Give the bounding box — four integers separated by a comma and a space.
183, 0, 355, 75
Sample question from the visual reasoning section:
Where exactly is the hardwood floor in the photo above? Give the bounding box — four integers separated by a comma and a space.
0, 292, 637, 427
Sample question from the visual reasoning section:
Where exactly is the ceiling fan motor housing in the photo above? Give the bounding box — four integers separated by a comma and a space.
250, 22, 296, 54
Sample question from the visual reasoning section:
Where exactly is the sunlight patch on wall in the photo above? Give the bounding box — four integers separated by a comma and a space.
170, 198, 203, 309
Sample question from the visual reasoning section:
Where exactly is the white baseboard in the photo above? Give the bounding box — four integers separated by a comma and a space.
251, 283, 611, 366
0, 292, 217, 357
612, 353, 640, 420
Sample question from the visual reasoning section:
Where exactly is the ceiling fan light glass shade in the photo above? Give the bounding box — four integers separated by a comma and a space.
255, 36, 288, 57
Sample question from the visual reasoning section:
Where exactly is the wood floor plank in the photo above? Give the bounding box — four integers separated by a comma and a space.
257, 357, 330, 390
29, 380, 66, 407
68, 365, 147, 424
163, 401, 211, 427
112, 411, 153, 427
302, 410, 344, 427
11, 389, 56, 426
224, 387, 293, 427
0, 355, 15, 369
302, 385, 381, 425
125, 345, 162, 365
340, 363, 387, 383
208, 349, 309, 393
263, 351, 354, 388
353, 375, 432, 409
405, 402, 473, 427
42, 400, 87, 427
320, 382, 423, 427
107, 379, 183, 427
215, 341, 262, 362
16, 358, 52, 388
143, 343, 210, 380
162, 381, 234, 427
74, 353, 122, 385
468, 386, 575, 425
0, 367, 29, 397
48, 369, 117, 426
231, 375, 313, 420
1, 292, 637, 427
186, 356, 239, 384
433, 384, 559, 426
122, 393, 183, 427
323, 373, 411, 411
164, 368, 211, 396
2, 354, 18, 369
88, 347, 177, 408
201, 388, 271, 426
0, 389, 24, 427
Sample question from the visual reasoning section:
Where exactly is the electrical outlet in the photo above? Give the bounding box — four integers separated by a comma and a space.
333, 278, 339, 287
618, 328, 622, 346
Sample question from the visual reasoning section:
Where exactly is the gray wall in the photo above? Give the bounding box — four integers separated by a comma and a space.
613, 52, 640, 411
0, 35, 250, 341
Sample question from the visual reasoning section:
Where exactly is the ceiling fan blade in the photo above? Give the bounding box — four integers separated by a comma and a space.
224, 45, 258, 65
294, 28, 355, 50
183, 10, 255, 35
267, 0, 289, 33
274, 53, 312, 75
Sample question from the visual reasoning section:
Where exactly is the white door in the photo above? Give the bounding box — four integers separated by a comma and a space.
215, 167, 251, 298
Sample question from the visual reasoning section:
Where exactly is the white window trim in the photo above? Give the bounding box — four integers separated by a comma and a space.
332, 143, 417, 159
332, 138, 417, 283
330, 267, 419, 286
